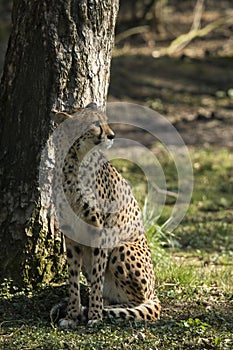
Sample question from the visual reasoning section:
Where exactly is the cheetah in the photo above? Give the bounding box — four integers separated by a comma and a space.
51, 103, 161, 327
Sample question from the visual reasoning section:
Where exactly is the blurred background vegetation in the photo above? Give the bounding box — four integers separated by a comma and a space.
1, 0, 233, 69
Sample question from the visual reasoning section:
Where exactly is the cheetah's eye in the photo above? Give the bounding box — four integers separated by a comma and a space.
90, 121, 103, 140
93, 121, 101, 127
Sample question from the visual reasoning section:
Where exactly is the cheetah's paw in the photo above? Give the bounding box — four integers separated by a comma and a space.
87, 319, 102, 327
58, 318, 77, 329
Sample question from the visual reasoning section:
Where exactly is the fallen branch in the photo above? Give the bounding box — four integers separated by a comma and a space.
154, 15, 233, 57
168, 16, 231, 55
115, 25, 150, 44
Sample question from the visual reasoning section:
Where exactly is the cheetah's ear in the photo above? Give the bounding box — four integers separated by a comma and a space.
52, 111, 72, 124
85, 102, 98, 111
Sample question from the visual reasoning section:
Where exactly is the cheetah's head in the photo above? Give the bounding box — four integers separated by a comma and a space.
53, 103, 115, 154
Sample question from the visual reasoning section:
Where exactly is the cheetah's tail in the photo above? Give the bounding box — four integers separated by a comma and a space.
103, 298, 161, 322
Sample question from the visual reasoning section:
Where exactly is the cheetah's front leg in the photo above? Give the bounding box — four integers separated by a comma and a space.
88, 247, 108, 325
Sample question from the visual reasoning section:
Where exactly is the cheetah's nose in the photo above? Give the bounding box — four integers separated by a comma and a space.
107, 133, 115, 140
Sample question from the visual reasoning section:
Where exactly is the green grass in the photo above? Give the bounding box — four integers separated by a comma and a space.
0, 146, 233, 349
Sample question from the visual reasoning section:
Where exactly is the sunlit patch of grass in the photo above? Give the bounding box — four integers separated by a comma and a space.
155, 255, 233, 298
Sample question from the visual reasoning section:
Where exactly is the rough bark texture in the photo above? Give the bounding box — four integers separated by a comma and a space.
0, 0, 119, 287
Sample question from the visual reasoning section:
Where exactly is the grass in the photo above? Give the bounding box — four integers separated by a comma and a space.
0, 146, 233, 349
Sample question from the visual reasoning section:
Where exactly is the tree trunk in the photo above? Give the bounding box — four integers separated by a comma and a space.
0, 0, 119, 287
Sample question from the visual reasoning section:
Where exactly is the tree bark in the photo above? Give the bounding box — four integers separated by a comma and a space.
0, 0, 119, 287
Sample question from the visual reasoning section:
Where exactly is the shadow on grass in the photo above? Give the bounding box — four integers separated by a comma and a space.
110, 54, 233, 101
0, 283, 232, 333
0, 284, 68, 327
161, 299, 233, 332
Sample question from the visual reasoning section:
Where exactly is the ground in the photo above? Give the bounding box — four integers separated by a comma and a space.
0, 1, 233, 349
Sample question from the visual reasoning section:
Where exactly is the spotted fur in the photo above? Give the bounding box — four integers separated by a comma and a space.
51, 103, 161, 327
